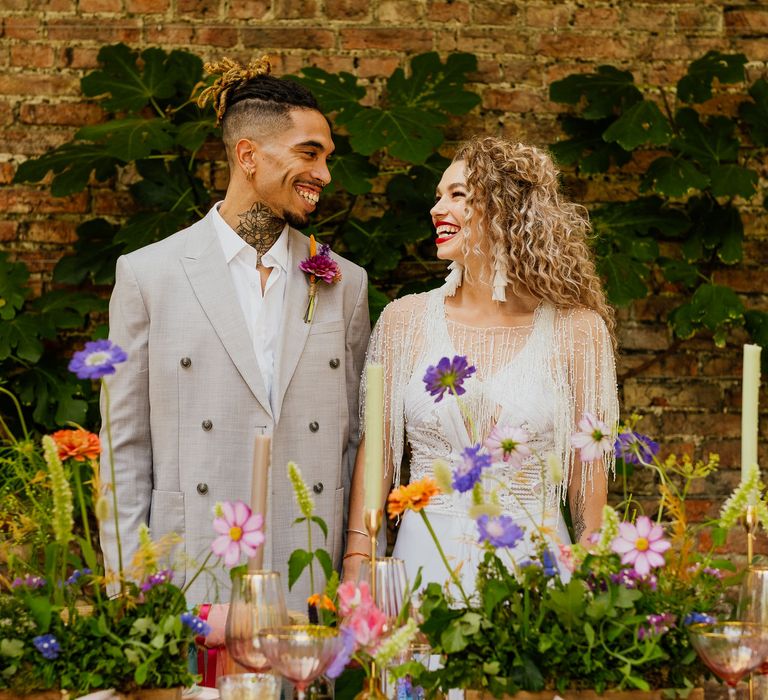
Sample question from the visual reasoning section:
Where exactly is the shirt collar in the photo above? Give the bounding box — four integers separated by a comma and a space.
212, 202, 289, 270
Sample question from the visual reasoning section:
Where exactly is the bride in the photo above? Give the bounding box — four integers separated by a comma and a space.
343, 137, 619, 593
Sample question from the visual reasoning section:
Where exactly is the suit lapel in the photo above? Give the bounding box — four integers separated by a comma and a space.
274, 228, 312, 423
181, 215, 273, 417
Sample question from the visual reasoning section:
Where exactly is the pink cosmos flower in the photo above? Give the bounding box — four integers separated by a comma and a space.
484, 424, 531, 468
558, 543, 576, 573
211, 500, 265, 568
611, 516, 671, 576
571, 413, 613, 462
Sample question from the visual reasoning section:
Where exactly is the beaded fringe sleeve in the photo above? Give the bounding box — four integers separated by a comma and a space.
360, 287, 619, 504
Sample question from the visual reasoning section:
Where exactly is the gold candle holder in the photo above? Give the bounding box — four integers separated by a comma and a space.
745, 504, 759, 700
355, 508, 386, 700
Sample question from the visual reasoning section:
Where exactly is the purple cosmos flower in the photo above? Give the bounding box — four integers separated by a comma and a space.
181, 611, 212, 637
684, 612, 717, 626
65, 568, 91, 586
614, 431, 660, 466
452, 444, 491, 493
484, 424, 531, 467
12, 575, 46, 589
325, 626, 357, 679
477, 514, 524, 549
423, 355, 476, 402
638, 612, 676, 640
33, 634, 61, 660
68, 339, 127, 380
140, 569, 173, 592
571, 413, 613, 462
611, 516, 671, 576
610, 569, 658, 591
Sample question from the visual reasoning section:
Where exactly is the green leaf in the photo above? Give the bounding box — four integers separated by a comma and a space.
53, 219, 122, 286
544, 580, 588, 627
709, 163, 758, 199
0, 314, 44, 362
368, 284, 390, 325
310, 515, 329, 540
660, 258, 700, 288
745, 311, 768, 351
0, 639, 24, 659
602, 100, 672, 149
0, 253, 30, 320
583, 621, 595, 647
671, 283, 745, 346
740, 78, 768, 146
293, 68, 365, 124
346, 106, 445, 164
682, 196, 743, 263
76, 118, 176, 161
389, 52, 480, 115
81, 44, 178, 112
598, 253, 649, 306
287, 549, 313, 590
326, 135, 375, 195
315, 548, 333, 582
641, 156, 709, 197
549, 65, 642, 119
551, 117, 632, 173
175, 115, 218, 152
13, 144, 119, 196
673, 108, 739, 170
135, 661, 149, 685
677, 51, 747, 103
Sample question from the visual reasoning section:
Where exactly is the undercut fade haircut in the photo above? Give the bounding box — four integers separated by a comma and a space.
221, 76, 322, 151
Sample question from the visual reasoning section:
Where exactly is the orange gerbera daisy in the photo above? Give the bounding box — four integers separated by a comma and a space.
51, 429, 101, 462
387, 477, 441, 518
307, 593, 337, 613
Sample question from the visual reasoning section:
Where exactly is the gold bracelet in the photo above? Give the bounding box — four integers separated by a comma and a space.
346, 528, 367, 537
343, 551, 370, 561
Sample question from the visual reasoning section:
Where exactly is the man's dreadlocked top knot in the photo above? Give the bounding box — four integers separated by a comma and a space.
197, 55, 273, 124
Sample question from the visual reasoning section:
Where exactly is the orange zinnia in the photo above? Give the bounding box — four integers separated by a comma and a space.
387, 477, 440, 518
307, 593, 337, 612
51, 428, 101, 462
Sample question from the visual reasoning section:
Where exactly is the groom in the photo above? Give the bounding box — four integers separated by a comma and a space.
99, 58, 370, 611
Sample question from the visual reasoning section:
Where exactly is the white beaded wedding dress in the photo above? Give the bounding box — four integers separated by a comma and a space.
362, 286, 618, 596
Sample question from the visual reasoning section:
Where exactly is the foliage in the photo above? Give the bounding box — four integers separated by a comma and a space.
0, 350, 238, 694
8, 45, 479, 434
550, 51, 768, 355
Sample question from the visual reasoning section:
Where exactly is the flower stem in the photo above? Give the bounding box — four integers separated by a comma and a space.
418, 509, 471, 607
72, 464, 102, 605
102, 380, 124, 594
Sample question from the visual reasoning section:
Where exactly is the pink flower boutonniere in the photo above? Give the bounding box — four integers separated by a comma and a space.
299, 234, 342, 323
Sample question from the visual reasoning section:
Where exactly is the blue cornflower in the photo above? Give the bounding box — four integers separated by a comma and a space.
541, 549, 559, 577
140, 569, 173, 592
476, 514, 524, 549
423, 355, 476, 402
683, 612, 716, 626
614, 431, 660, 466
452, 444, 491, 493
181, 612, 212, 637
325, 626, 356, 679
33, 634, 61, 660
65, 568, 91, 586
68, 339, 127, 380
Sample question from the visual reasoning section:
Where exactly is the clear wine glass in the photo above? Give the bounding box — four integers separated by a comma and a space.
225, 570, 288, 673
257, 625, 342, 700
358, 557, 409, 624
688, 621, 768, 699
738, 565, 768, 696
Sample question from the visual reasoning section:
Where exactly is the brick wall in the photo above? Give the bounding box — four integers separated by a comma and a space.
1, 0, 767, 554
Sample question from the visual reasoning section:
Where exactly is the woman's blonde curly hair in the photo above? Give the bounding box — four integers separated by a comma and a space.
454, 136, 615, 339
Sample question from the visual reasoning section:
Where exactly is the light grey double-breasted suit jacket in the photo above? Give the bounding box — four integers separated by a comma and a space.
99, 206, 370, 608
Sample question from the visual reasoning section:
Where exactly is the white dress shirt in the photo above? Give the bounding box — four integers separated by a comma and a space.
212, 204, 289, 412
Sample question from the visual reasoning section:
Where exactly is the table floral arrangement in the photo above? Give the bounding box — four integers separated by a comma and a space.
0, 342, 249, 697
390, 355, 735, 698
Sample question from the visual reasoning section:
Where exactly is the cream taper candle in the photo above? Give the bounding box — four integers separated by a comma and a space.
741, 344, 762, 481
364, 363, 384, 512
248, 432, 270, 571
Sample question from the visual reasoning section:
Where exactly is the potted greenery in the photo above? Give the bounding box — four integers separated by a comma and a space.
0, 341, 251, 698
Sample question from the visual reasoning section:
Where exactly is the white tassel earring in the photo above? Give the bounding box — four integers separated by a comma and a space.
444, 261, 463, 296
491, 253, 508, 302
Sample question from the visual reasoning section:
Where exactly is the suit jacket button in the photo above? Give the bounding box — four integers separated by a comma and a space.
180, 357, 192, 368
329, 358, 340, 369
197, 483, 209, 495
202, 419, 213, 431
313, 482, 324, 494
309, 421, 319, 432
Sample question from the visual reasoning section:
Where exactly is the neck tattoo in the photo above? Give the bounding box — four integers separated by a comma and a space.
235, 202, 285, 260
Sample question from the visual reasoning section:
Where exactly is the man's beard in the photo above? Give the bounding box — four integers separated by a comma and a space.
284, 208, 310, 229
